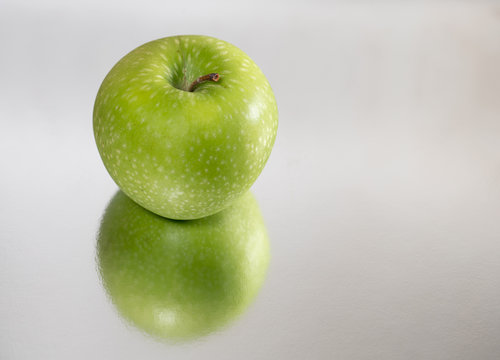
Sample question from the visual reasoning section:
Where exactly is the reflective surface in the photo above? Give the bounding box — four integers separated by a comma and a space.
2, 1, 500, 359
97, 191, 269, 341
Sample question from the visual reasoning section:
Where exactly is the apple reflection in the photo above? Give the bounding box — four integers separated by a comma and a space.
96, 191, 270, 341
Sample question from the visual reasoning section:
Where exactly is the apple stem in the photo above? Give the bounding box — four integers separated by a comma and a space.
188, 73, 220, 92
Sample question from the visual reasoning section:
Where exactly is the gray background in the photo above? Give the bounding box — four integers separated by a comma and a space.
2, 1, 500, 359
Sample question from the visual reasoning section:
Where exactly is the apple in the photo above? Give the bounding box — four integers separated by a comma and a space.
97, 190, 270, 340
93, 35, 278, 219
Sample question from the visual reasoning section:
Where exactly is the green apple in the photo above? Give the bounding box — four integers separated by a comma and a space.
97, 190, 270, 340
93, 35, 278, 219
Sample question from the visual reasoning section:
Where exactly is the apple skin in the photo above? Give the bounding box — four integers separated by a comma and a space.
93, 35, 278, 219
97, 191, 270, 341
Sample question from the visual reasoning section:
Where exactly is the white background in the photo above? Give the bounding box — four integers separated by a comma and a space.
2, 1, 500, 359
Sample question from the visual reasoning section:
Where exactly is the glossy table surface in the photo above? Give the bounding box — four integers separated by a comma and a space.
2, 1, 500, 359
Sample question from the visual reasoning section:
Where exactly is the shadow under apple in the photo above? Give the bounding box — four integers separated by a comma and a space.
96, 191, 270, 341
